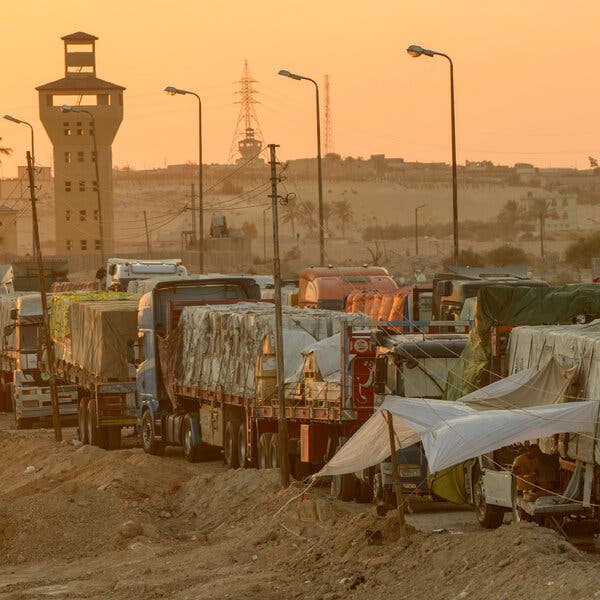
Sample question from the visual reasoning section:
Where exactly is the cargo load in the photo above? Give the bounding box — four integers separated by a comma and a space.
159, 303, 368, 409
70, 300, 140, 380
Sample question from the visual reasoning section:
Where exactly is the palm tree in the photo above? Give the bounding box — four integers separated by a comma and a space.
298, 200, 317, 234
280, 197, 301, 237
332, 199, 353, 239
0, 138, 12, 162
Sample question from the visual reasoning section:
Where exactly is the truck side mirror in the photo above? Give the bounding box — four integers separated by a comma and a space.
109, 264, 117, 276
374, 355, 387, 395
9, 308, 17, 320
4, 324, 15, 337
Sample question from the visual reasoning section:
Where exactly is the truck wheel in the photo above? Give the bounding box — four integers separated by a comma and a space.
237, 422, 249, 468
269, 434, 279, 468
105, 427, 121, 451
86, 398, 106, 447
474, 469, 505, 529
258, 433, 272, 469
182, 415, 202, 463
78, 398, 88, 444
331, 473, 357, 502
224, 420, 240, 468
141, 409, 164, 456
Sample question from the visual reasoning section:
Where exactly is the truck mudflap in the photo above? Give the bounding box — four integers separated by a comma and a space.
95, 382, 137, 427
14, 384, 79, 420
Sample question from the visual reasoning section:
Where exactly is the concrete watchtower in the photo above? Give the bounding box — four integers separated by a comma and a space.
36, 32, 124, 258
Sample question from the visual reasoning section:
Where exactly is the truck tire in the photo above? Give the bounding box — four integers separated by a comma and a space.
141, 409, 164, 456
473, 469, 505, 529
86, 398, 106, 448
224, 420, 240, 468
331, 473, 357, 502
269, 433, 279, 468
78, 398, 88, 444
182, 415, 202, 463
258, 433, 272, 469
105, 427, 121, 451
237, 422, 249, 468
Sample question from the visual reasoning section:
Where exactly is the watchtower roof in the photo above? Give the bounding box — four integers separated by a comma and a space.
61, 31, 98, 42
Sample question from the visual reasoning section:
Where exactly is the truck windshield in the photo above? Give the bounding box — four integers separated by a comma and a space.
20, 324, 40, 352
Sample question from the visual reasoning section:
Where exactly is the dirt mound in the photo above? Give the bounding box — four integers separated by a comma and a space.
0, 431, 196, 565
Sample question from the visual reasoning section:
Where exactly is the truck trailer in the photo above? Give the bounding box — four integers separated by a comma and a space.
48, 293, 141, 449
137, 277, 375, 477
0, 293, 78, 427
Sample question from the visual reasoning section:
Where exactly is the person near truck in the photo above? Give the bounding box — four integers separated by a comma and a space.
512, 443, 543, 495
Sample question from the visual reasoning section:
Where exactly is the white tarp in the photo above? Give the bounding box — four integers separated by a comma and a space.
460, 357, 576, 410
317, 396, 598, 477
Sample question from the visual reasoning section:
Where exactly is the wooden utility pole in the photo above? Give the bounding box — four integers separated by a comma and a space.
269, 143, 290, 488
26, 151, 61, 442
386, 410, 406, 534
143, 210, 152, 258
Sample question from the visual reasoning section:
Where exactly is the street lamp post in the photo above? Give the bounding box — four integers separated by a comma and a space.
165, 86, 204, 273
263, 205, 271, 263
414, 204, 427, 256
61, 105, 105, 268
3, 115, 36, 254
278, 69, 325, 266
407, 45, 459, 264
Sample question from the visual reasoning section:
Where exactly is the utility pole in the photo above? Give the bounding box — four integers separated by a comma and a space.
269, 143, 290, 488
190, 183, 197, 246
26, 151, 61, 442
386, 410, 406, 535
539, 210, 545, 258
143, 211, 152, 258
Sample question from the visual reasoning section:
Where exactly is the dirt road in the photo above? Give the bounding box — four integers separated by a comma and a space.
1, 415, 599, 600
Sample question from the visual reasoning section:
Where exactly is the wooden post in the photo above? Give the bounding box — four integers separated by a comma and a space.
143, 210, 152, 258
386, 410, 406, 533
26, 151, 62, 442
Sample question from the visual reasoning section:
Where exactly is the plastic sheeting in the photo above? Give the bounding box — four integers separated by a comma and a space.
316, 395, 599, 477
69, 300, 139, 379
50, 291, 139, 341
292, 334, 342, 383
162, 304, 369, 405
461, 357, 576, 410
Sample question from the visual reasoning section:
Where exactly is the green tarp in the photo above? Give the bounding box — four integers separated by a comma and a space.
433, 283, 600, 503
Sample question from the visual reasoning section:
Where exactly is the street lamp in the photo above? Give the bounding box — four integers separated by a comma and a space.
4, 114, 36, 253
164, 85, 204, 273
278, 69, 325, 266
61, 105, 105, 268
263, 205, 271, 263
407, 44, 459, 264
414, 204, 427, 256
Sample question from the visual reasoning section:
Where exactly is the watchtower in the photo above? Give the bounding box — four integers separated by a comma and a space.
37, 32, 124, 258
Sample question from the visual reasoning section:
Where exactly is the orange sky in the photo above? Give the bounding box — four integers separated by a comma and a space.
1, 0, 599, 178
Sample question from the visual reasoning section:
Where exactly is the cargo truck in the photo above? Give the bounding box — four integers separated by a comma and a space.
137, 278, 376, 476
106, 258, 187, 292
47, 293, 141, 449
0, 293, 79, 427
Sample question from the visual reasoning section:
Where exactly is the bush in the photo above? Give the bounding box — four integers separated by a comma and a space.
485, 245, 527, 266
565, 234, 600, 268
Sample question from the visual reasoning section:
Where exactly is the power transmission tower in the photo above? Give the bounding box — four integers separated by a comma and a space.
228, 60, 264, 164
324, 74, 334, 156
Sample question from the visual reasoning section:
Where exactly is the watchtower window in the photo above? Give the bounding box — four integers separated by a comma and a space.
80, 240, 87, 251
64, 151, 72, 164
65, 181, 72, 192
64, 128, 72, 136
94, 239, 101, 251
79, 180, 86, 192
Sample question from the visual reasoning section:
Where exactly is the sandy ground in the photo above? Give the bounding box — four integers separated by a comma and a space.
1, 413, 600, 600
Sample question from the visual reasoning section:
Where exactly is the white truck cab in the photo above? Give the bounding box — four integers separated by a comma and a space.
106, 258, 187, 292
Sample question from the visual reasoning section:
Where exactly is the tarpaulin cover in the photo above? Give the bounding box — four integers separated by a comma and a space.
437, 285, 600, 503
294, 334, 342, 382
50, 291, 139, 341
70, 300, 139, 380
316, 395, 598, 477
159, 304, 369, 409
444, 284, 600, 402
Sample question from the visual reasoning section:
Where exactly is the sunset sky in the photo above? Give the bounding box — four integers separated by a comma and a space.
1, 0, 599, 178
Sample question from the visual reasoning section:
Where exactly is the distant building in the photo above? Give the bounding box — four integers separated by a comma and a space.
519, 192, 578, 231
36, 32, 124, 257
